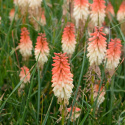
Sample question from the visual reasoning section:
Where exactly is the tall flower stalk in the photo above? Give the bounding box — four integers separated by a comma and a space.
51, 53, 74, 124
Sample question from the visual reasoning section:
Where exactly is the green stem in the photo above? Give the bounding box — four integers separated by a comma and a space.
41, 95, 43, 124
109, 76, 114, 125
91, 74, 95, 105
37, 66, 41, 125
61, 101, 65, 125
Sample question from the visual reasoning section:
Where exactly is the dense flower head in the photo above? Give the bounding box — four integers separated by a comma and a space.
18, 27, 33, 60
28, 0, 42, 9
62, 23, 76, 57
73, 0, 89, 27
117, 1, 125, 22
90, 0, 106, 26
35, 33, 49, 67
87, 27, 107, 66
67, 107, 81, 122
93, 83, 105, 108
106, 38, 122, 70
51, 53, 74, 104
106, 2, 115, 20
19, 66, 30, 84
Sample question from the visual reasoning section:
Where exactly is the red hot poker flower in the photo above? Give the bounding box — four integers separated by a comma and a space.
51, 53, 74, 104
87, 27, 107, 66
18, 27, 33, 60
106, 38, 122, 70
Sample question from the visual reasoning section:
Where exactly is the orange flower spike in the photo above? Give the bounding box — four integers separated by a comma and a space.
35, 33, 49, 68
106, 38, 122, 70
19, 66, 30, 83
73, 0, 90, 27
106, 2, 115, 20
51, 53, 74, 104
18, 27, 33, 60
87, 27, 107, 66
117, 1, 125, 22
90, 0, 106, 26
62, 23, 76, 58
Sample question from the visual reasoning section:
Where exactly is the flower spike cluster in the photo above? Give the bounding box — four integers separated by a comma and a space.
87, 27, 107, 66
90, 0, 106, 26
117, 1, 125, 22
35, 33, 50, 68
106, 38, 122, 70
106, 2, 115, 20
62, 23, 76, 58
73, 0, 90, 27
18, 27, 33, 60
51, 53, 74, 104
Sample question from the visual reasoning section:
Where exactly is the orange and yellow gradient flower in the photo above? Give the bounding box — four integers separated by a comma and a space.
19, 66, 30, 89
18, 27, 33, 60
62, 23, 76, 58
87, 27, 107, 66
35, 33, 49, 68
90, 0, 106, 26
73, 0, 89, 27
106, 2, 115, 20
106, 38, 122, 70
52, 53, 74, 104
117, 1, 125, 22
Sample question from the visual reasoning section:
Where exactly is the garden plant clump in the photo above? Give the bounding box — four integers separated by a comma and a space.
0, 0, 125, 124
